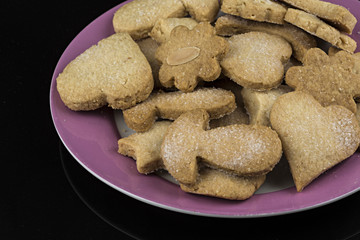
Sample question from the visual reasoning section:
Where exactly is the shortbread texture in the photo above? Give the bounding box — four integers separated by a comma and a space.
156, 22, 229, 92
215, 15, 317, 62
118, 121, 171, 174
123, 87, 236, 132
161, 109, 282, 184
278, 0, 357, 34
180, 168, 266, 200
136, 38, 161, 88
286, 48, 360, 113
181, 0, 220, 22
270, 91, 360, 191
221, 32, 292, 90
221, 0, 287, 24
113, 0, 186, 40
56, 33, 153, 111
284, 8, 357, 53
118, 119, 265, 200
241, 85, 292, 126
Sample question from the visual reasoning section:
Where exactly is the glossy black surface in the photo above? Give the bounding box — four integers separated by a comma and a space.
4, 1, 360, 239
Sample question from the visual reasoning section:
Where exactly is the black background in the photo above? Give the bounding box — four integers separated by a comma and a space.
3, 0, 360, 239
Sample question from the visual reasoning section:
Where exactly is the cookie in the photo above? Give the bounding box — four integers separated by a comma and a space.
181, 0, 220, 22
180, 167, 266, 200
161, 109, 282, 184
284, 8, 357, 53
270, 91, 360, 191
118, 121, 171, 174
123, 87, 236, 132
56, 33, 153, 111
215, 15, 317, 62
328, 47, 360, 75
286, 48, 360, 113
118, 120, 265, 200
221, 0, 287, 24
209, 106, 249, 128
278, 0, 357, 34
136, 38, 162, 88
207, 79, 249, 128
155, 22, 229, 92
149, 17, 198, 44
220, 32, 292, 90
113, 0, 186, 40
241, 85, 292, 126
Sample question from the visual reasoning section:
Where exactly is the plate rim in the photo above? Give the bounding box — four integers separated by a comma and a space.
50, 0, 360, 218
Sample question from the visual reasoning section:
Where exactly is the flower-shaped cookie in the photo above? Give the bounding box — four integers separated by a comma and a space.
155, 22, 229, 92
286, 48, 360, 113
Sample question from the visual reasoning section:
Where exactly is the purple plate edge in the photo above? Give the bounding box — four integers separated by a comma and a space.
50, 0, 360, 218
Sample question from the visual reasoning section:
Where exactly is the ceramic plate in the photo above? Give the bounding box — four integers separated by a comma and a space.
50, 0, 360, 217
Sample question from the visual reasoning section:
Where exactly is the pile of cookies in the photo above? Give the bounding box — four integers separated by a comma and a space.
56, 0, 360, 200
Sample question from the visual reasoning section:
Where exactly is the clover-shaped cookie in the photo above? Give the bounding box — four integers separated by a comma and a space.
155, 22, 229, 92
221, 31, 292, 90
286, 48, 360, 113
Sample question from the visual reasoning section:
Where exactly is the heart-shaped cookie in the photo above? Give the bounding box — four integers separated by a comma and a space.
270, 91, 360, 191
56, 33, 153, 111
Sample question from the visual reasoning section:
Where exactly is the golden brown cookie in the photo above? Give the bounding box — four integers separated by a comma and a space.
220, 32, 292, 90
208, 79, 249, 128
241, 85, 292, 126
149, 18, 198, 44
180, 168, 266, 200
181, 0, 220, 22
136, 38, 162, 89
215, 15, 317, 62
118, 121, 171, 174
284, 8, 357, 53
123, 88, 236, 132
270, 91, 360, 191
118, 120, 265, 200
161, 109, 282, 184
113, 0, 186, 40
155, 22, 229, 92
221, 0, 287, 24
278, 0, 357, 34
56, 33, 153, 111
328, 47, 360, 75
286, 48, 360, 113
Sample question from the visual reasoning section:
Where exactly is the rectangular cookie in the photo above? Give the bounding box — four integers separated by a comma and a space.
221, 0, 287, 24
278, 0, 357, 34
284, 8, 357, 53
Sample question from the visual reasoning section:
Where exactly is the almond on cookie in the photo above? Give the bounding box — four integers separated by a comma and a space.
156, 22, 229, 92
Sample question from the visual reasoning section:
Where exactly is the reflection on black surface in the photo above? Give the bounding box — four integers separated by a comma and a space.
60, 142, 360, 240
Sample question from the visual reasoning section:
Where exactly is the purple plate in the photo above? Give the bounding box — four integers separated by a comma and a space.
50, 0, 360, 217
